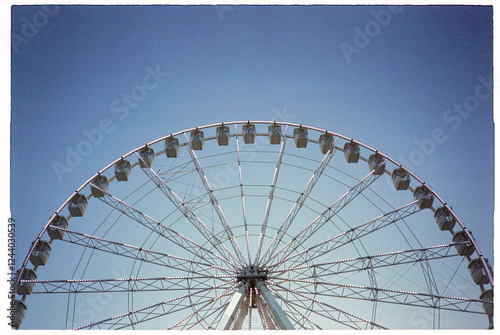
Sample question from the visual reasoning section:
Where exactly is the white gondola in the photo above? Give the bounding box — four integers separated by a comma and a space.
434, 207, 456, 231
216, 125, 230, 146
452, 230, 475, 256
319, 134, 334, 154
391, 168, 410, 190
190, 129, 205, 150
468, 258, 491, 285
165, 137, 180, 158
242, 122, 256, 144
368, 153, 385, 175
114, 159, 131, 181
344, 142, 360, 163
480, 289, 493, 317
17, 268, 37, 296
413, 185, 434, 209
13, 300, 27, 329
90, 175, 109, 198
29, 240, 51, 266
47, 215, 68, 240
293, 127, 308, 148
138, 147, 155, 168
68, 194, 88, 217
268, 124, 282, 145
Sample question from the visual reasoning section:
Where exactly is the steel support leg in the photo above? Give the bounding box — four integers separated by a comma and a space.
216, 284, 248, 330
257, 281, 295, 330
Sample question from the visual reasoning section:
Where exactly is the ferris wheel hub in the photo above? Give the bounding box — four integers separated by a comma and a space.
236, 265, 268, 282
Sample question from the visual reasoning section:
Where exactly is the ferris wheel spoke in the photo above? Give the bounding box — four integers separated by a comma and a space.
206, 301, 230, 329
263, 161, 387, 268
265, 285, 323, 330
277, 294, 358, 330
24, 275, 234, 294
136, 153, 243, 268
269, 276, 488, 315
195, 301, 231, 330
158, 160, 194, 181
75, 279, 237, 329
168, 282, 240, 330
51, 226, 234, 276
268, 280, 388, 330
254, 127, 288, 264
271, 242, 465, 279
215, 283, 249, 330
183, 133, 248, 266
234, 125, 252, 264
258, 137, 339, 267
88, 183, 240, 270
267, 198, 423, 270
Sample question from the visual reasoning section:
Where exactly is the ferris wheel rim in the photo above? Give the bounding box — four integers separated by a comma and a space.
15, 120, 493, 330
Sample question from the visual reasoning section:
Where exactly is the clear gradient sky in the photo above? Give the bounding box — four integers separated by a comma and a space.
10, 3, 494, 329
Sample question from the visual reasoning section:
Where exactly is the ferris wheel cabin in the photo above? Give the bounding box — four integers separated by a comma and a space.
47, 215, 69, 240
29, 240, 51, 267
114, 159, 132, 181
368, 153, 385, 175
16, 268, 37, 296
452, 231, 475, 257
138, 147, 155, 168
190, 129, 205, 150
293, 127, 308, 148
413, 185, 434, 209
434, 207, 456, 231
468, 258, 492, 285
217, 125, 230, 146
319, 133, 334, 154
12, 300, 27, 329
268, 124, 282, 145
68, 194, 88, 217
165, 137, 180, 158
90, 175, 109, 198
344, 142, 360, 163
480, 289, 493, 318
391, 168, 410, 191
242, 122, 256, 144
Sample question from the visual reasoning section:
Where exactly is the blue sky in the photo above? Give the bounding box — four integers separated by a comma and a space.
9, 4, 493, 330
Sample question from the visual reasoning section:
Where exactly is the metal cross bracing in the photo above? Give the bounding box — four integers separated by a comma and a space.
20, 275, 235, 294
262, 159, 389, 269
48, 226, 234, 276
256, 135, 340, 266
268, 277, 488, 315
267, 279, 388, 330
75, 280, 239, 330
87, 182, 240, 271
135, 153, 244, 269
269, 242, 472, 279
267, 198, 427, 270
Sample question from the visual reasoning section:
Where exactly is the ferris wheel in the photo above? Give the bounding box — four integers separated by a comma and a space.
14, 121, 493, 330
